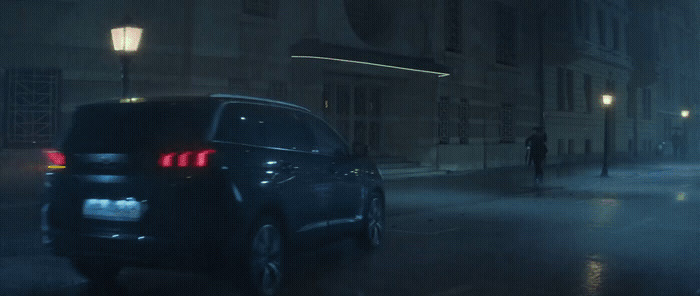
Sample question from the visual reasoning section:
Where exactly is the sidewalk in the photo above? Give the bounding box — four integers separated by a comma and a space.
382, 158, 697, 194
381, 158, 700, 219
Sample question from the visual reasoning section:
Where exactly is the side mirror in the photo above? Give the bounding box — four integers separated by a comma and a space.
352, 142, 368, 158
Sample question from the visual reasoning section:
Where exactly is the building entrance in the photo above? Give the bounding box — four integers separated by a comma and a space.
322, 78, 386, 156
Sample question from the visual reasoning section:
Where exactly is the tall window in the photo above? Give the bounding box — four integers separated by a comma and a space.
567, 70, 574, 112
585, 139, 592, 155
628, 139, 633, 152
4, 68, 61, 147
500, 103, 514, 143
584, 74, 592, 113
558, 139, 565, 155
336, 85, 351, 139
438, 97, 450, 144
557, 68, 566, 111
458, 98, 469, 144
625, 24, 630, 54
557, 68, 574, 112
597, 10, 606, 47
568, 139, 575, 155
242, 0, 278, 18
444, 0, 461, 53
626, 86, 636, 119
495, 3, 517, 66
354, 87, 366, 116
642, 88, 652, 120
662, 69, 670, 101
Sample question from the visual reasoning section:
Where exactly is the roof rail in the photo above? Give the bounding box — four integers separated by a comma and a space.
209, 93, 310, 112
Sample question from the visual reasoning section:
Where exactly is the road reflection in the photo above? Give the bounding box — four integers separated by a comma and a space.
582, 255, 606, 296
676, 191, 687, 202
589, 194, 620, 228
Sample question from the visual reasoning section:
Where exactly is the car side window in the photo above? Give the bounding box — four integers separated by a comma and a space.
263, 108, 316, 152
214, 103, 265, 146
301, 113, 349, 156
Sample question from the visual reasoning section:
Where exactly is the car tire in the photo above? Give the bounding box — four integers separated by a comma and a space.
70, 258, 122, 284
246, 216, 286, 296
358, 194, 385, 251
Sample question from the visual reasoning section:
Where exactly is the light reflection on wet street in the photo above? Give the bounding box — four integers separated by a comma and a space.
5, 163, 700, 295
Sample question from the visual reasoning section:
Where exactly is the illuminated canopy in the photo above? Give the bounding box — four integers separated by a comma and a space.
290, 39, 450, 78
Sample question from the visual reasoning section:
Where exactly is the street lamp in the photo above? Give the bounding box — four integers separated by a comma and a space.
601, 92, 614, 177
111, 17, 143, 97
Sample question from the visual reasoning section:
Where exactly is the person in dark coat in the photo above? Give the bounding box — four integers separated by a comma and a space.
525, 126, 548, 185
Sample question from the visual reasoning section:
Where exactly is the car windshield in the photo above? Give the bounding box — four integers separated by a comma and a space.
63, 102, 213, 153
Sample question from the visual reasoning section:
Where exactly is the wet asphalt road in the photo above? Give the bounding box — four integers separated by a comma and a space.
3, 162, 700, 296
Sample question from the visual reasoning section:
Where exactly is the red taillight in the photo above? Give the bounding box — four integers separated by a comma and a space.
177, 151, 193, 167
159, 152, 176, 167
195, 150, 216, 167
43, 150, 66, 167
159, 149, 215, 168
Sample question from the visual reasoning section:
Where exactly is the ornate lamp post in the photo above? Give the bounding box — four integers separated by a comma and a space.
111, 17, 143, 97
601, 92, 614, 177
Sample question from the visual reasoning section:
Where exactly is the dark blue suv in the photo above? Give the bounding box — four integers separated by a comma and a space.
41, 94, 385, 296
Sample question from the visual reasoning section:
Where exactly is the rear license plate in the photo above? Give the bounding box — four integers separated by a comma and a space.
82, 198, 143, 222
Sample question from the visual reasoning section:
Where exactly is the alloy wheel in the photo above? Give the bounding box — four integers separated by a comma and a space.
249, 224, 283, 296
366, 197, 384, 247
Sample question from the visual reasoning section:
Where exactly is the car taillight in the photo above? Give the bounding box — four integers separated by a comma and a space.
159, 152, 176, 167
43, 149, 66, 169
195, 150, 216, 167
159, 149, 215, 168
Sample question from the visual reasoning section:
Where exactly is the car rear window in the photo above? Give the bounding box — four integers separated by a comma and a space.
64, 102, 214, 153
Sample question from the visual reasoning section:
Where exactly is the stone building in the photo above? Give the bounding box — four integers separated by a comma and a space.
628, 0, 700, 158
1, 0, 698, 169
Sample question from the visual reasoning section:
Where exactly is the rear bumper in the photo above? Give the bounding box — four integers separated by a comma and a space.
42, 172, 248, 267
43, 199, 246, 268
49, 229, 195, 262
46, 227, 245, 267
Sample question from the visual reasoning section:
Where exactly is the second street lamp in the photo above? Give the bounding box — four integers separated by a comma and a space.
111, 17, 143, 97
601, 92, 614, 177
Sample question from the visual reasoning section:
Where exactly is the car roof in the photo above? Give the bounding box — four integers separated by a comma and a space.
208, 94, 311, 112
92, 94, 310, 113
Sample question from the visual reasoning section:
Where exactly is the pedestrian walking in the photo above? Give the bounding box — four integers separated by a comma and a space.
525, 126, 548, 186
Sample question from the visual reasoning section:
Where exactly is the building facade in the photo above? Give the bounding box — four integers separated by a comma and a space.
1, 0, 698, 169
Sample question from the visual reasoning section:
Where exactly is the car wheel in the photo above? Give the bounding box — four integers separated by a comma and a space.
359, 195, 385, 250
70, 258, 122, 284
247, 217, 285, 296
